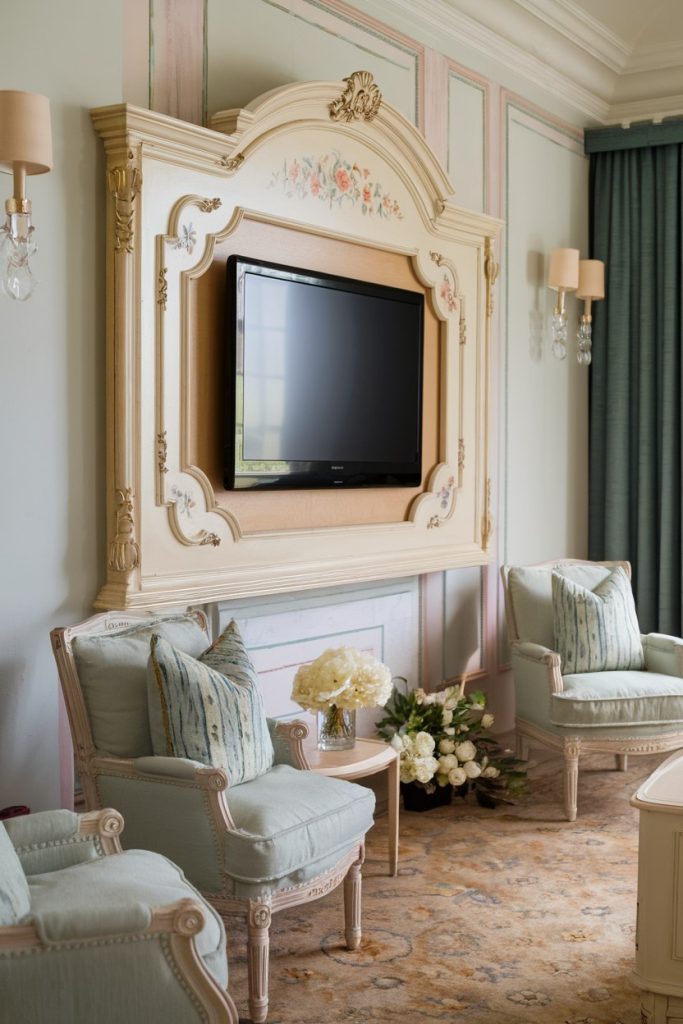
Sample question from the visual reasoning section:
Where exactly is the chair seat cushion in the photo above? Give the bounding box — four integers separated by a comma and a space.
27, 849, 227, 987
223, 764, 375, 884
550, 671, 683, 728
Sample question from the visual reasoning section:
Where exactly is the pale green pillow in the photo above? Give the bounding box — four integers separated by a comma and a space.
72, 613, 208, 757
552, 567, 644, 674
148, 622, 274, 785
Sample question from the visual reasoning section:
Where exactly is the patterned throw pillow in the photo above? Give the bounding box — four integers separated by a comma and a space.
552, 567, 644, 674
148, 620, 274, 784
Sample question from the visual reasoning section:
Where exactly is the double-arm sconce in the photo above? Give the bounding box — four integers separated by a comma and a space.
548, 247, 605, 365
0, 90, 52, 301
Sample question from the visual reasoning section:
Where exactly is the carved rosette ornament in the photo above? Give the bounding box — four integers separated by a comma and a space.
484, 236, 499, 318
108, 160, 142, 255
329, 70, 382, 123
248, 901, 272, 929
108, 488, 140, 573
100, 811, 124, 837
174, 902, 205, 937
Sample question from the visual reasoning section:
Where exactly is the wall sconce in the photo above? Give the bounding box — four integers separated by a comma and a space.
576, 259, 605, 367
548, 247, 579, 360
0, 90, 52, 301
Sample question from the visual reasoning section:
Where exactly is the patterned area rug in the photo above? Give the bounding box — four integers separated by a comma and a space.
228, 746, 658, 1024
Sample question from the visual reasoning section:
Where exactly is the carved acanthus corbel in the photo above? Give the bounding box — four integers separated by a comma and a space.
108, 487, 140, 573
108, 152, 142, 254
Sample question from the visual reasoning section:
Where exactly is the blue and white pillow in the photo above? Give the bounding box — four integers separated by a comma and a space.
148, 620, 274, 785
552, 567, 644, 675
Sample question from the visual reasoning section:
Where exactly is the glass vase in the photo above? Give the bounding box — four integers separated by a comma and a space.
317, 705, 356, 751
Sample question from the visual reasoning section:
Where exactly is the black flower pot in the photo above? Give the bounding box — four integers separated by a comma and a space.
401, 782, 453, 812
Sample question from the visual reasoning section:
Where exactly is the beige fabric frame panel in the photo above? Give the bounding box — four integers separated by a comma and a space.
500, 559, 683, 821
90, 72, 501, 610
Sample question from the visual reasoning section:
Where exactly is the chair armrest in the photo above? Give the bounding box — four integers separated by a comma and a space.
268, 717, 309, 769
510, 641, 564, 696
92, 757, 234, 892
642, 633, 683, 678
4, 809, 124, 875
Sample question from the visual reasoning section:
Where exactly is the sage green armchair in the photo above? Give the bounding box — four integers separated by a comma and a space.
0, 807, 238, 1024
501, 559, 683, 821
51, 610, 374, 1024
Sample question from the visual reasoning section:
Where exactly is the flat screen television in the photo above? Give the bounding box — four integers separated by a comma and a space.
224, 255, 424, 490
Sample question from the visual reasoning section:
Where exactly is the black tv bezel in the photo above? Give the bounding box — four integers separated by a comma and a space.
224, 255, 424, 491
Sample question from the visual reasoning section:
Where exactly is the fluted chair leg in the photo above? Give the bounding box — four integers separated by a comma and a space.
344, 856, 362, 951
247, 899, 272, 1023
563, 739, 581, 822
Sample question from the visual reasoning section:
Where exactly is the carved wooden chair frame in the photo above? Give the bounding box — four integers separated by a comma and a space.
51, 611, 365, 1023
0, 808, 239, 1023
501, 559, 683, 821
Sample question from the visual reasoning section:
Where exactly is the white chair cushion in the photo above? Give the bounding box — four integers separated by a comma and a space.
550, 671, 683, 728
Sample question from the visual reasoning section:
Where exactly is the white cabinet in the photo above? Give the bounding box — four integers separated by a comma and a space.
632, 751, 683, 1023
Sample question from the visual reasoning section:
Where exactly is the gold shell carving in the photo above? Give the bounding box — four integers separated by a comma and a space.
196, 197, 222, 213
108, 487, 140, 573
329, 71, 382, 124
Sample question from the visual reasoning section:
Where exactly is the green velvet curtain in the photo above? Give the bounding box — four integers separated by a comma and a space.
587, 137, 683, 634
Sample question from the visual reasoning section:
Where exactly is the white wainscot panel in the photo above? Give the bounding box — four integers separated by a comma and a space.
443, 566, 483, 680
207, 0, 419, 123
448, 73, 485, 214
216, 580, 419, 738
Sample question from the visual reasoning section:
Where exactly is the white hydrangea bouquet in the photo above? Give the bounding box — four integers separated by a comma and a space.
376, 681, 526, 808
292, 646, 393, 749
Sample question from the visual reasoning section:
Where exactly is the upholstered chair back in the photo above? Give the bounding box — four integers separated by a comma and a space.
56, 611, 210, 761
502, 560, 629, 649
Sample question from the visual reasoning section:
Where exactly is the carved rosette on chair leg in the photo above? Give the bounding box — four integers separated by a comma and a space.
247, 899, 272, 1024
563, 738, 581, 822
343, 847, 364, 951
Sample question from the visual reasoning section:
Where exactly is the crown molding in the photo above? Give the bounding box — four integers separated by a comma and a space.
624, 39, 683, 74
512, 0, 630, 72
379, 0, 611, 121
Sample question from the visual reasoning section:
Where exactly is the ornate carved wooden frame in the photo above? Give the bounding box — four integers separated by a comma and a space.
92, 72, 501, 610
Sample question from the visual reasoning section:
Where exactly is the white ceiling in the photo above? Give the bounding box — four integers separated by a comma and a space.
428, 0, 683, 123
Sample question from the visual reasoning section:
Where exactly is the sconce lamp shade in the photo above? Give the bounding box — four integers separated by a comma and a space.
577, 259, 605, 301
0, 91, 52, 177
548, 248, 579, 291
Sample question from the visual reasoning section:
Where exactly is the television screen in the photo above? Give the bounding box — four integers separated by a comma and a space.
225, 256, 424, 490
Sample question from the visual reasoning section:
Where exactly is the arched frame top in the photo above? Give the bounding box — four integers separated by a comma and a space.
91, 74, 501, 609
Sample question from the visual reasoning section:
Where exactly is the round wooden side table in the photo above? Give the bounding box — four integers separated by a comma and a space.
300, 737, 400, 876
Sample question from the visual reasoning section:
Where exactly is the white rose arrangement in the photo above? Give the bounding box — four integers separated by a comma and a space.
377, 680, 526, 807
292, 647, 393, 711
292, 646, 393, 744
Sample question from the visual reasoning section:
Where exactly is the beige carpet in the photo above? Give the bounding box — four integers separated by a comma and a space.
228, 747, 658, 1023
